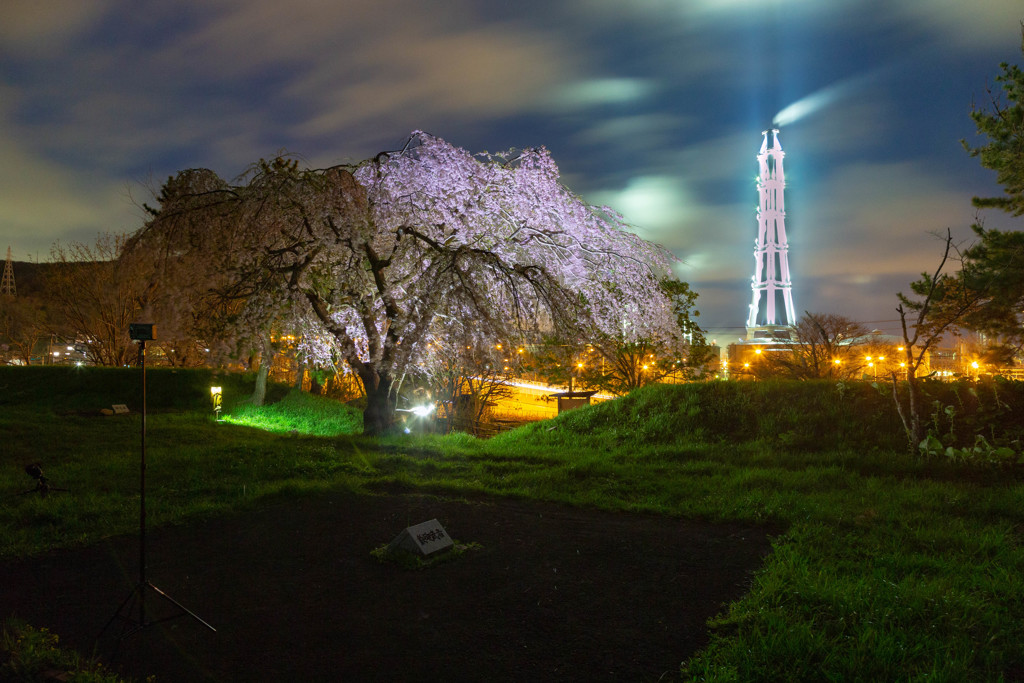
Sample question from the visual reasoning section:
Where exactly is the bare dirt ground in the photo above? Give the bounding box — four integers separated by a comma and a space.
2, 490, 777, 682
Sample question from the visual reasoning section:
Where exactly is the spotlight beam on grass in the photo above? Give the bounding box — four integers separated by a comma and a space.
221, 389, 364, 436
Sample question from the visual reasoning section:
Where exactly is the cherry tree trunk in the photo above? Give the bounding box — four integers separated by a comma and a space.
251, 360, 270, 407
359, 367, 397, 436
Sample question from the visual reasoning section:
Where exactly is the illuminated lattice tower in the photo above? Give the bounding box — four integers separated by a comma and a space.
1, 247, 14, 297
746, 129, 795, 338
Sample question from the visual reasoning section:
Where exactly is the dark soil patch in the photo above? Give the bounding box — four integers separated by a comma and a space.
1, 491, 778, 682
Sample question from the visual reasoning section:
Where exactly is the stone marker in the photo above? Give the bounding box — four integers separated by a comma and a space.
387, 519, 454, 557
112, 404, 130, 414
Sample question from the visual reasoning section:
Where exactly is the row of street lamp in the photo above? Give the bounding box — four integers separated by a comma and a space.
737, 344, 991, 380
739, 348, 913, 378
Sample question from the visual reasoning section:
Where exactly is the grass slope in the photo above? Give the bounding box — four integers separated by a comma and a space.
1, 367, 1023, 680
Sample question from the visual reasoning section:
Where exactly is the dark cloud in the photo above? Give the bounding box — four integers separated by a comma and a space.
1, 0, 1023, 327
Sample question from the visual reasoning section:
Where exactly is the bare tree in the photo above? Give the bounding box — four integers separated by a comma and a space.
893, 230, 985, 450
532, 279, 709, 395
418, 332, 516, 435
753, 312, 870, 380
0, 295, 52, 365
47, 233, 152, 367
582, 338, 681, 394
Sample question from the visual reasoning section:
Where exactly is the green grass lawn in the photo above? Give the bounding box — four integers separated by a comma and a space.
1, 367, 1023, 681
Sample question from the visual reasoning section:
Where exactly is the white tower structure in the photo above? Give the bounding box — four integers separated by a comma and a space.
746, 129, 795, 338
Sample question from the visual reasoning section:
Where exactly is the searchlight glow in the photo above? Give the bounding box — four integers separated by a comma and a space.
772, 66, 889, 127
772, 88, 840, 126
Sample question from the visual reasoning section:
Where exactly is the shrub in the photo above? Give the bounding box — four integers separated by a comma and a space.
1, 620, 127, 682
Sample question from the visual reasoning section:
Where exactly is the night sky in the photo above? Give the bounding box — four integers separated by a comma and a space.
2, 0, 1023, 339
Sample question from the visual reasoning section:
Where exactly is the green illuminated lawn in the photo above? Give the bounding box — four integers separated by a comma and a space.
1, 367, 1023, 680
223, 386, 363, 436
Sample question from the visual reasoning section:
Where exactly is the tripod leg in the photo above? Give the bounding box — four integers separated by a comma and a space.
145, 582, 217, 632
97, 583, 144, 654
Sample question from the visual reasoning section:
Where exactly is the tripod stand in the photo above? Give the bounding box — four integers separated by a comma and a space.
100, 338, 216, 642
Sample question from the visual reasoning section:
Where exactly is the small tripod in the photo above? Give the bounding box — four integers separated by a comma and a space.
100, 335, 215, 645
19, 463, 69, 497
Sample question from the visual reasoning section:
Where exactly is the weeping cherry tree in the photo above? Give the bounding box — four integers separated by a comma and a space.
137, 132, 687, 435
